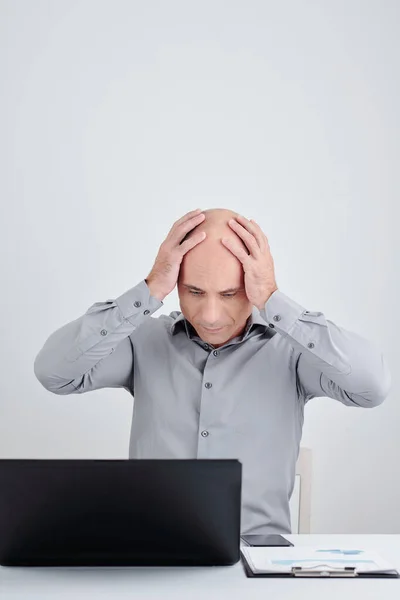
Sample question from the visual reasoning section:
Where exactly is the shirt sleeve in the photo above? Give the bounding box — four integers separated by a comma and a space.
259, 289, 391, 407
34, 279, 163, 395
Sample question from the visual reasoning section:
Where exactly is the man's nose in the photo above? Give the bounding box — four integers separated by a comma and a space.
201, 302, 223, 326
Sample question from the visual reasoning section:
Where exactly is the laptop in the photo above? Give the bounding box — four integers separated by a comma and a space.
0, 458, 242, 567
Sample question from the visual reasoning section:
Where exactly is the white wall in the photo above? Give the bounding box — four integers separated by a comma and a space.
1, 0, 398, 533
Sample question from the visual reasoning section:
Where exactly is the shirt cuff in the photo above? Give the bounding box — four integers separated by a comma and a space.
259, 289, 307, 335
115, 279, 164, 324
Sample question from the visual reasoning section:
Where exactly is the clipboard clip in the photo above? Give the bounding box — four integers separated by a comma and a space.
292, 565, 358, 578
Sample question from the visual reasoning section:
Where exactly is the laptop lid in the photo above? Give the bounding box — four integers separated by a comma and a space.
0, 458, 242, 567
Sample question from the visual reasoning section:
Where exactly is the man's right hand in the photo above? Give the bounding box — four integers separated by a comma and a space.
145, 209, 207, 301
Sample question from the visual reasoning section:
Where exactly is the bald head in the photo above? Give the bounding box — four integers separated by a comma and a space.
178, 207, 250, 286
180, 208, 248, 251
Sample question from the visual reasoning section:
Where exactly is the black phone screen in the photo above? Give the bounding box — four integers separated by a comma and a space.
240, 534, 294, 547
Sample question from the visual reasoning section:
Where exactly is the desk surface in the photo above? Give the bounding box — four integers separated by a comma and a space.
1, 535, 399, 599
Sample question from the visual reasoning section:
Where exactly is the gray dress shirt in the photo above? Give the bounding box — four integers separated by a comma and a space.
34, 279, 391, 534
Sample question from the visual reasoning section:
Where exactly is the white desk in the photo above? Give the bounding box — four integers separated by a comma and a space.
1, 535, 399, 599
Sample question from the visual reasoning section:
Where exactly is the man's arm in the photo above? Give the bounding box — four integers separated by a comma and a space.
260, 289, 391, 407
33, 280, 163, 395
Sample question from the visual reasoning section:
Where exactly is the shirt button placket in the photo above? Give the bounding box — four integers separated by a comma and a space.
198, 381, 213, 452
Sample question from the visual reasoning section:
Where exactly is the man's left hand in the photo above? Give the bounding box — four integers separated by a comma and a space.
221, 215, 278, 310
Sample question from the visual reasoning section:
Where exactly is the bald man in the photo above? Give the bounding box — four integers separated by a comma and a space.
34, 208, 391, 536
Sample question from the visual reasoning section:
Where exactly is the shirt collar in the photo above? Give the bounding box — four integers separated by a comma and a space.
169, 306, 269, 341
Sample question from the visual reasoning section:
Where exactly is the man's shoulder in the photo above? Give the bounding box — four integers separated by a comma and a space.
129, 310, 183, 340
158, 310, 182, 321
152, 309, 183, 326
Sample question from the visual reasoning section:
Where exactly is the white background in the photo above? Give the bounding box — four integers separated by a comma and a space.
1, 0, 398, 533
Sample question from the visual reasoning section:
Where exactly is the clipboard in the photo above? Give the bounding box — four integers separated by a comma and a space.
240, 547, 400, 579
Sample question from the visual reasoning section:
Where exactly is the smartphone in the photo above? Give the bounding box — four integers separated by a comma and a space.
240, 534, 294, 547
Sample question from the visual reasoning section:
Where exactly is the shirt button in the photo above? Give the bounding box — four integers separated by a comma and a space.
143, 309, 150, 315
100, 329, 107, 336
268, 323, 275, 328
307, 342, 315, 349
201, 430, 209, 437
205, 382, 212, 389
213, 350, 219, 357
273, 314, 281, 321
134, 301, 142, 308
204, 344, 209, 350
